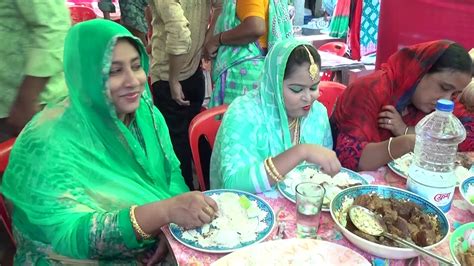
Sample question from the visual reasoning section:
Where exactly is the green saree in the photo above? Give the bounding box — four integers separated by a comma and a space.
210, 39, 333, 193
208, 0, 294, 108
1, 20, 188, 264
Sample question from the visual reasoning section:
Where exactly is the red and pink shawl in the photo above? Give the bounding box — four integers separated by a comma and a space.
333, 40, 473, 170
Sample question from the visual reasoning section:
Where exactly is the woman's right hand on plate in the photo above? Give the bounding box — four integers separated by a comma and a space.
302, 144, 341, 176
167, 191, 218, 229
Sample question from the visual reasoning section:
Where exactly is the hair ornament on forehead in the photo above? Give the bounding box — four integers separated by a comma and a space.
302, 45, 318, 80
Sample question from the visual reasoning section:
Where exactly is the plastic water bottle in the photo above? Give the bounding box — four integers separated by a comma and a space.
407, 99, 466, 212
294, 0, 305, 26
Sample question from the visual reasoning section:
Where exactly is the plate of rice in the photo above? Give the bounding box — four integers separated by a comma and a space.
169, 189, 275, 253
277, 164, 368, 211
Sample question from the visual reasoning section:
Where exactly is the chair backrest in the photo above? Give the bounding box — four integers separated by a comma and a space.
0, 138, 15, 173
320, 71, 333, 81
0, 138, 16, 248
318, 81, 347, 116
69, 6, 97, 24
189, 105, 228, 191
0, 195, 14, 248
318, 41, 348, 57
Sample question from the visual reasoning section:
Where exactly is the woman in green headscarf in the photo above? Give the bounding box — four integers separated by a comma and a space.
210, 39, 341, 193
1, 20, 217, 264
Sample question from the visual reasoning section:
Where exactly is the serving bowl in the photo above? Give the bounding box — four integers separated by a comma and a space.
330, 185, 450, 260
460, 176, 474, 214
449, 222, 474, 266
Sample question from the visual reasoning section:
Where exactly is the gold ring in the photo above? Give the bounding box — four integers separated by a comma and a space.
388, 119, 391, 124
204, 206, 214, 216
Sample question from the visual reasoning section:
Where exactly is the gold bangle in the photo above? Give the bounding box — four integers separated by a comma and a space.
130, 205, 153, 240
267, 157, 285, 181
404, 126, 409, 135
264, 158, 281, 183
387, 137, 396, 161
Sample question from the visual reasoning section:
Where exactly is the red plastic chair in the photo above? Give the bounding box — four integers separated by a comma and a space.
0, 138, 15, 173
0, 138, 16, 249
189, 105, 228, 191
69, 6, 97, 24
317, 81, 347, 116
318, 41, 348, 56
318, 42, 349, 81
0, 195, 14, 248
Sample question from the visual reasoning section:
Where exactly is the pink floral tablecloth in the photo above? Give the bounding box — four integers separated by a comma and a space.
162, 167, 474, 265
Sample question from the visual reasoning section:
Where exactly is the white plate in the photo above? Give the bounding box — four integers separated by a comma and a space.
388, 153, 471, 185
277, 164, 368, 211
387, 153, 413, 179
212, 239, 371, 266
169, 189, 275, 253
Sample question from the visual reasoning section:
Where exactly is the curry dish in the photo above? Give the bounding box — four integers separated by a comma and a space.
346, 194, 442, 247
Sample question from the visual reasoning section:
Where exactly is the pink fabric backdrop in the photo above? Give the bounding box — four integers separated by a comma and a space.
376, 0, 474, 69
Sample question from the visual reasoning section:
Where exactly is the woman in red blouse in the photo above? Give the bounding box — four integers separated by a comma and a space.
332, 40, 472, 171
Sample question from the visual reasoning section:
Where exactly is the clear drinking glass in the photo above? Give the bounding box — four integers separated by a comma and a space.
295, 182, 326, 239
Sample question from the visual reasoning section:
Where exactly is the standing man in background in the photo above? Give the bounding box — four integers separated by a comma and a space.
149, 0, 221, 190
0, 0, 70, 142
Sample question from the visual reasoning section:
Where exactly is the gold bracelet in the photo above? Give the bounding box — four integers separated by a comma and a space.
264, 158, 281, 183
404, 126, 409, 135
267, 157, 285, 181
387, 137, 396, 161
130, 205, 153, 240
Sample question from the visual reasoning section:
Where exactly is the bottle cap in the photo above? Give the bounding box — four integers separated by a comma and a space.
435, 99, 454, 112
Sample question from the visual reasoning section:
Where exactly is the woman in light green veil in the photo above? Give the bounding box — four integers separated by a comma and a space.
1, 19, 217, 265
210, 39, 341, 193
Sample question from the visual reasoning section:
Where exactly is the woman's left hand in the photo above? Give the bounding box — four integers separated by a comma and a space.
142, 232, 168, 266
378, 105, 406, 136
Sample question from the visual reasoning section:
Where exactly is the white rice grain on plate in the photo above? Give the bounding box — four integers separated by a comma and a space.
181, 192, 268, 248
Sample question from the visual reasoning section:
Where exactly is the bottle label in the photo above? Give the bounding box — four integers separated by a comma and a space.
407, 165, 456, 212
433, 192, 451, 202
408, 164, 457, 187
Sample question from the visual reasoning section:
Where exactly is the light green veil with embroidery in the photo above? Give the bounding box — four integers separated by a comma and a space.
1, 19, 188, 263
210, 39, 333, 193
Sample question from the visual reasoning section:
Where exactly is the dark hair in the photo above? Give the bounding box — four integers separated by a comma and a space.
118, 37, 142, 55
428, 43, 471, 74
284, 45, 322, 79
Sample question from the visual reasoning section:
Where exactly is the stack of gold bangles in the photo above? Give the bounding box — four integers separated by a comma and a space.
130, 205, 153, 240
264, 157, 285, 182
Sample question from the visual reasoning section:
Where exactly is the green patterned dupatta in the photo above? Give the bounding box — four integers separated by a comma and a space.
1, 20, 188, 260
209, 0, 294, 107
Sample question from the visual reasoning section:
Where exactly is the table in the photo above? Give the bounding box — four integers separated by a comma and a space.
318, 50, 366, 85
319, 50, 366, 72
162, 167, 473, 265
295, 33, 343, 49
295, 34, 365, 73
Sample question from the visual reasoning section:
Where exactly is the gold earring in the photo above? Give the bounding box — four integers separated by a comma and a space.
303, 46, 318, 81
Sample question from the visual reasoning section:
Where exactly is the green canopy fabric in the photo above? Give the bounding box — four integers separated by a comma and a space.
1, 19, 188, 264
